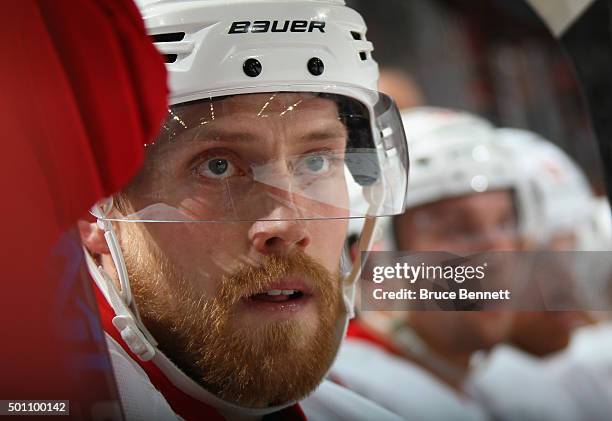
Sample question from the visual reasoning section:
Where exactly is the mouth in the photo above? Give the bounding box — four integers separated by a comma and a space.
251, 289, 305, 302
242, 279, 313, 313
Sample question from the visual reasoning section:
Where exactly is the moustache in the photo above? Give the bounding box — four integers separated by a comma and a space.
214, 251, 340, 308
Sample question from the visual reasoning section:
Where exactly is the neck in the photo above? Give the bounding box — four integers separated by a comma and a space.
362, 312, 472, 392
359, 312, 471, 391
399, 320, 471, 390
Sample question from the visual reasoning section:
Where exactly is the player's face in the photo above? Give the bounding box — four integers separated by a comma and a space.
509, 311, 589, 356
395, 190, 518, 253
509, 229, 586, 356
395, 191, 517, 354
111, 93, 351, 407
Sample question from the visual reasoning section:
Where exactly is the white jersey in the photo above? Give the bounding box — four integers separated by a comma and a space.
106, 334, 183, 421
329, 338, 488, 421
468, 345, 579, 421
556, 321, 612, 367
545, 322, 612, 420
301, 379, 403, 421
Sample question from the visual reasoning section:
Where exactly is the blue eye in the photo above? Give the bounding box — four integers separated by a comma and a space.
300, 154, 330, 175
209, 159, 229, 175
197, 158, 236, 179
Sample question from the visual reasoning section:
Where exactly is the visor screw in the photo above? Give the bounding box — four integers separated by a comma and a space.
243, 58, 262, 77
307, 57, 324, 76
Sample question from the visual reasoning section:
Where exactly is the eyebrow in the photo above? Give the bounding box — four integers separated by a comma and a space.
176, 124, 347, 145
298, 126, 348, 143
191, 128, 261, 143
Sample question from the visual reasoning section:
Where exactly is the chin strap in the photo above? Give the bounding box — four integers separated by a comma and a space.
89, 200, 158, 362
343, 216, 378, 319
99, 218, 133, 305
343, 173, 389, 318
86, 250, 157, 361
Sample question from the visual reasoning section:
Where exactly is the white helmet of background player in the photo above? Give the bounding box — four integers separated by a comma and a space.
495, 128, 598, 248
85, 0, 409, 414
584, 197, 612, 250
347, 107, 529, 250
350, 107, 596, 251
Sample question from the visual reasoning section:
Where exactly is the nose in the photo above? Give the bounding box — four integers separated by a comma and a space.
474, 226, 516, 251
248, 207, 311, 255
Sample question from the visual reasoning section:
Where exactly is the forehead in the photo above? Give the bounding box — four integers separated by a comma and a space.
156, 93, 347, 146
171, 93, 340, 125
212, 92, 338, 113
412, 190, 515, 218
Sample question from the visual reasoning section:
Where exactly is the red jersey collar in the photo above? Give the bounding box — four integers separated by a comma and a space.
346, 319, 403, 357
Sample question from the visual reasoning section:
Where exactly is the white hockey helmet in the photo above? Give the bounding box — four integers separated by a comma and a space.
581, 197, 612, 250
392, 108, 596, 249
402, 108, 519, 207
350, 107, 527, 250
99, 0, 411, 223
142, 0, 377, 99
495, 128, 598, 247
392, 107, 532, 247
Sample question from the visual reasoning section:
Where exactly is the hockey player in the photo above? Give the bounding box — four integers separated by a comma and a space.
495, 128, 597, 359
468, 129, 612, 421
79, 0, 409, 419
332, 107, 525, 420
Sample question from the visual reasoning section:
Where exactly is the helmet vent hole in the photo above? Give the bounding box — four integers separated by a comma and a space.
151, 32, 185, 43
164, 54, 178, 63
307, 57, 324, 76
351, 31, 362, 40
359, 52, 367, 61
243, 58, 262, 77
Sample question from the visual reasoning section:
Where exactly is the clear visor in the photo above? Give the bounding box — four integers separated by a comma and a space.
103, 90, 408, 222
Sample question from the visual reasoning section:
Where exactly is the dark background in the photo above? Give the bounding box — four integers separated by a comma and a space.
347, 0, 607, 195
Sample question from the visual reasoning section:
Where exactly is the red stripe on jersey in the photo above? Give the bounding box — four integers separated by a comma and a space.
346, 320, 403, 357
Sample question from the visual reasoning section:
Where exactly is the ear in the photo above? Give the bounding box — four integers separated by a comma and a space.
78, 219, 110, 255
